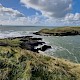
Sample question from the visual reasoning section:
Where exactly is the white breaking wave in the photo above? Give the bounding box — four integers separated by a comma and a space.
0, 30, 34, 39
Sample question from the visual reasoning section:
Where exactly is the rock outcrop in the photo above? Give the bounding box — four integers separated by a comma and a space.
0, 36, 51, 53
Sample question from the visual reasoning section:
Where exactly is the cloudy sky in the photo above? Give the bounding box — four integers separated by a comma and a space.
0, 0, 80, 26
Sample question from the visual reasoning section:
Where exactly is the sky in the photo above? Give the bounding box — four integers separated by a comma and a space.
0, 0, 80, 26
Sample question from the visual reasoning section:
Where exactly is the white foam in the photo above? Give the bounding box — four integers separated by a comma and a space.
0, 30, 33, 39
74, 56, 79, 63
65, 48, 72, 54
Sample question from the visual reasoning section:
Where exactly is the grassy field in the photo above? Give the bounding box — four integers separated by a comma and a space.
0, 37, 80, 80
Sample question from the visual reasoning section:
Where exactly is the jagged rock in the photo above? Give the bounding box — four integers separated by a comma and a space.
0, 36, 51, 53
39, 45, 52, 51
20, 41, 45, 52
7, 36, 33, 40
33, 32, 40, 35
30, 37, 42, 40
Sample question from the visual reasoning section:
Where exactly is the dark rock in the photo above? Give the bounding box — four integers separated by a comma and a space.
37, 42, 45, 45
15, 36, 32, 39
20, 42, 34, 51
20, 40, 45, 52
29, 41, 45, 46
0, 35, 51, 53
30, 38, 42, 40
20, 37, 42, 43
7, 36, 33, 40
33, 32, 40, 35
40, 45, 51, 51
0, 42, 8, 46
20, 39, 28, 42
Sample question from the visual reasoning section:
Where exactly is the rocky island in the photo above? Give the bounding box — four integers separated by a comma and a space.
33, 27, 80, 36
0, 36, 80, 80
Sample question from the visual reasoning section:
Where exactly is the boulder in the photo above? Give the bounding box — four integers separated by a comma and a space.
40, 45, 51, 51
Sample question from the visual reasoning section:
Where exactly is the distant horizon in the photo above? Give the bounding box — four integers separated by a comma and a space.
0, 25, 80, 27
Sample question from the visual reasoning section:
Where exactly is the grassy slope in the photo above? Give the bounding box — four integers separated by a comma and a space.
0, 38, 80, 80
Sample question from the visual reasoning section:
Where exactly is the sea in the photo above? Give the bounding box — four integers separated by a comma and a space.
0, 25, 80, 63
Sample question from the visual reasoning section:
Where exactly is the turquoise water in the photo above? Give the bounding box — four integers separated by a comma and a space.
42, 36, 80, 63
0, 26, 80, 63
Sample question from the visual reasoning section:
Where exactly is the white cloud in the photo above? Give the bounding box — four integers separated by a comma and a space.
0, 4, 24, 18
0, 1, 80, 26
0, 6, 42, 25
0, 4, 46, 26
20, 0, 72, 18
0, 4, 25, 25
20, 0, 80, 26
65, 13, 80, 21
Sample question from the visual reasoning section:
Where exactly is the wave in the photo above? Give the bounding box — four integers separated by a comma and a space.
0, 30, 35, 39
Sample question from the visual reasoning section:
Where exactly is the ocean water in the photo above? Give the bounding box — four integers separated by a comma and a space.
0, 26, 80, 63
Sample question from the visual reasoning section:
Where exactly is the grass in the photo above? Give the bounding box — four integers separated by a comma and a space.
39, 27, 80, 32
0, 38, 22, 47
0, 38, 80, 80
0, 46, 80, 80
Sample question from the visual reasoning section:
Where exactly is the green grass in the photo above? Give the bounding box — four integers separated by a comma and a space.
38, 27, 80, 35
0, 38, 22, 47
0, 46, 80, 80
0, 38, 80, 80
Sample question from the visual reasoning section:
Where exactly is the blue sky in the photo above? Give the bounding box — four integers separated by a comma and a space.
0, 0, 80, 26
72, 0, 80, 13
0, 0, 41, 16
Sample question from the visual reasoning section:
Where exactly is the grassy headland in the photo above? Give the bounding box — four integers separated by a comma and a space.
34, 27, 80, 36
0, 36, 80, 80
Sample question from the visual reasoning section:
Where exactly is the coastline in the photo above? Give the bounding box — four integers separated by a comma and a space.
33, 27, 80, 36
